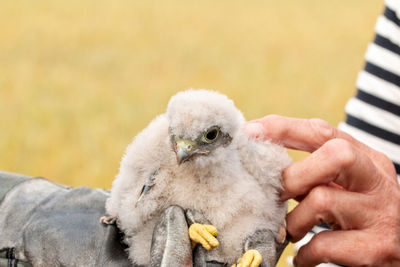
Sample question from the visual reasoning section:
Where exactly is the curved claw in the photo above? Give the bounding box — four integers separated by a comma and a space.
188, 223, 219, 250
233, 249, 262, 267
277, 224, 287, 244
99, 215, 119, 225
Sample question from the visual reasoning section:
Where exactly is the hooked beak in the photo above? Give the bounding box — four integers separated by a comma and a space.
174, 138, 198, 165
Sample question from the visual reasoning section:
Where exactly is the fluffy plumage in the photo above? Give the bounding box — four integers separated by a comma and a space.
106, 89, 291, 265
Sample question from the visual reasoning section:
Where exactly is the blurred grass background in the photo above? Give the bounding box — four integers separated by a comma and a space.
0, 0, 382, 266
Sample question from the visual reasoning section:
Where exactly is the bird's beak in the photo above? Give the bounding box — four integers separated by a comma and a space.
174, 138, 198, 165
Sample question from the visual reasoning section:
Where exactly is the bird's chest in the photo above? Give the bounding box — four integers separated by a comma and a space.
162, 173, 250, 227
167, 178, 224, 207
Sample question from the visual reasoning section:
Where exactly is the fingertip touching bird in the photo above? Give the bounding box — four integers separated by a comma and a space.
104, 89, 291, 266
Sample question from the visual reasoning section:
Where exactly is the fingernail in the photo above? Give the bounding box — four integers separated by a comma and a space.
244, 122, 265, 139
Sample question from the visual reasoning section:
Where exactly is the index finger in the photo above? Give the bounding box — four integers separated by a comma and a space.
246, 115, 389, 161
245, 115, 396, 180
246, 115, 352, 152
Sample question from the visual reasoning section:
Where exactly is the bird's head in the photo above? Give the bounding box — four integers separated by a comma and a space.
166, 89, 245, 165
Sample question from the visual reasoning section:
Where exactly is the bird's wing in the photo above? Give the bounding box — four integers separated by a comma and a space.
136, 169, 158, 206
238, 136, 291, 191
106, 114, 171, 217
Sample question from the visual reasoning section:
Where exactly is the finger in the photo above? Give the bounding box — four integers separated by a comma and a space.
247, 115, 369, 153
247, 115, 344, 151
280, 138, 379, 201
246, 115, 395, 179
286, 185, 371, 242
204, 224, 218, 236
294, 230, 375, 267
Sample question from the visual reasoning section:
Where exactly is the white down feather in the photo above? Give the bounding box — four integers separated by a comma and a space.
106, 89, 291, 265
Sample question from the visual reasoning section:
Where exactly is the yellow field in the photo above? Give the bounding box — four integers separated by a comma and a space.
0, 0, 382, 266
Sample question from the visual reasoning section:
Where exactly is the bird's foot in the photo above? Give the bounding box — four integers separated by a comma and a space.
100, 215, 119, 225
188, 223, 219, 250
232, 249, 262, 267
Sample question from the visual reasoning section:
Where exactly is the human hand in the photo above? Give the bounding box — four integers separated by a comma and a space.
245, 115, 400, 267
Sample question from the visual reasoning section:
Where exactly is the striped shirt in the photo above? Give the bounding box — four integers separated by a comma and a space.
339, 0, 400, 182
293, 1, 400, 266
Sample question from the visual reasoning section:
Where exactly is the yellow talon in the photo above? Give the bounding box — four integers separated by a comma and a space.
235, 249, 262, 267
188, 223, 219, 250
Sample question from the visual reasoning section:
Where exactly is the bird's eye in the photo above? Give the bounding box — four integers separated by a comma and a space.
203, 127, 220, 143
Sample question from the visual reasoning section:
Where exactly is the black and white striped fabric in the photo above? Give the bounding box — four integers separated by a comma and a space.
292, 1, 400, 266
339, 0, 400, 183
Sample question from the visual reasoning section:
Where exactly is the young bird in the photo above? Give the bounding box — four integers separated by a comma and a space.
106, 89, 291, 266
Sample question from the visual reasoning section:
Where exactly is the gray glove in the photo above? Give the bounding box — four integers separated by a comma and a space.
0, 171, 288, 267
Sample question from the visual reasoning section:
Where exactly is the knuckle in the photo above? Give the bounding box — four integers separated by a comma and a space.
337, 143, 357, 170
308, 118, 337, 142
282, 169, 297, 194
377, 152, 398, 177
324, 139, 356, 170
377, 235, 400, 262
308, 186, 331, 213
361, 252, 380, 267
262, 114, 287, 136
307, 234, 328, 260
